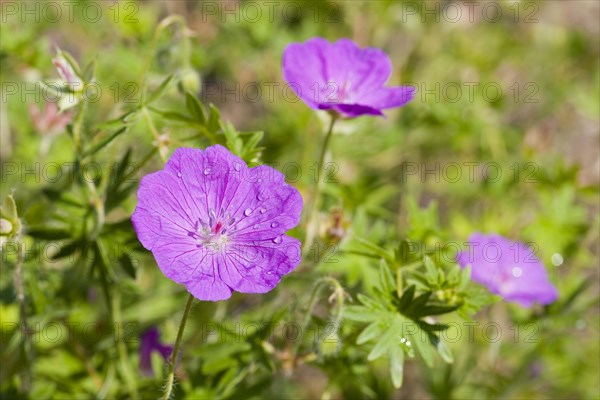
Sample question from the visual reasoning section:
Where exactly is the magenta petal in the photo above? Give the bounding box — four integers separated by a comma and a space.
132, 145, 303, 302
282, 37, 413, 117
360, 86, 416, 110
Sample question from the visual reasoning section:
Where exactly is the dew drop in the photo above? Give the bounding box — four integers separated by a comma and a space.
177, 172, 182, 178
253, 224, 260, 229
260, 207, 266, 214
511, 266, 523, 278
270, 222, 278, 228
266, 271, 274, 275
258, 178, 262, 183
272, 236, 282, 244
256, 193, 264, 201
203, 167, 212, 175
551, 253, 563, 267
244, 208, 253, 217
233, 162, 241, 171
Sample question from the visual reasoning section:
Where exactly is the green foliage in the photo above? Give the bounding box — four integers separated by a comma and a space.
1, 1, 598, 399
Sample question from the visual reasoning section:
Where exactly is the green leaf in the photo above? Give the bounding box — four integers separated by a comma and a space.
389, 345, 405, 388
149, 108, 195, 123
409, 328, 434, 367
378, 259, 395, 294
26, 227, 72, 240
357, 294, 383, 311
207, 104, 221, 133
81, 127, 127, 157
185, 91, 207, 125
423, 255, 439, 285
398, 285, 416, 311
344, 305, 377, 322
146, 74, 174, 104
357, 321, 384, 345
50, 241, 81, 260
436, 339, 454, 364
420, 304, 460, 316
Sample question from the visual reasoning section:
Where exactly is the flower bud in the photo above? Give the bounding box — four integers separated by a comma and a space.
52, 51, 83, 91
178, 68, 201, 94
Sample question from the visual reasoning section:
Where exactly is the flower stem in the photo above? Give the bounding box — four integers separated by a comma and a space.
162, 293, 195, 400
293, 276, 344, 358
304, 114, 337, 254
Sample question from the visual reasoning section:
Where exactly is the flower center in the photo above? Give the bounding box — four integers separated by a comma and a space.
187, 209, 237, 252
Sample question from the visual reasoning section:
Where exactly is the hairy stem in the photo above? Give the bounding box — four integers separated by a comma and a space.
163, 293, 195, 400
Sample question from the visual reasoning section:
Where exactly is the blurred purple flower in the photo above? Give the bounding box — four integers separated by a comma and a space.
140, 326, 173, 376
131, 145, 303, 301
282, 37, 415, 118
456, 233, 558, 307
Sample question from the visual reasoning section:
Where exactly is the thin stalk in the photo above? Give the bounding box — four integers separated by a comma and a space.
14, 240, 32, 392
163, 293, 195, 400
293, 277, 344, 358
303, 115, 337, 254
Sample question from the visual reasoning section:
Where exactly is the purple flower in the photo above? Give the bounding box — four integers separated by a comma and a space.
456, 233, 558, 307
282, 38, 415, 118
131, 145, 303, 301
139, 326, 173, 376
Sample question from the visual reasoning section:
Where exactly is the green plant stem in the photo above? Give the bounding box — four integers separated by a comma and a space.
140, 15, 188, 102
14, 239, 32, 392
303, 115, 337, 254
163, 293, 195, 400
293, 277, 344, 358
71, 101, 105, 239
142, 107, 168, 163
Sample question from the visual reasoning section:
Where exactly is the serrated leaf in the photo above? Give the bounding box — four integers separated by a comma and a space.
356, 321, 384, 345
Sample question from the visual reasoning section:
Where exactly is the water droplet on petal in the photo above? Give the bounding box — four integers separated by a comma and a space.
511, 266, 523, 278
260, 208, 266, 214
270, 222, 278, 228
272, 236, 282, 244
203, 167, 212, 175
244, 208, 253, 217
177, 172, 182, 178
266, 271, 274, 275
253, 224, 259, 229
258, 178, 262, 183
233, 162, 241, 171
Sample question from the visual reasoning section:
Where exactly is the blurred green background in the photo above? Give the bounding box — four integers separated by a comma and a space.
1, 1, 598, 399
